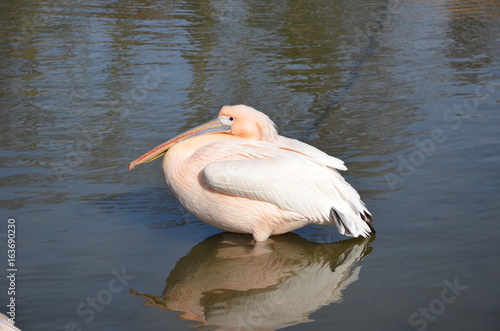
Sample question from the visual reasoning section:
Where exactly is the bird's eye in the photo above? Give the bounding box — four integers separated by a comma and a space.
229, 117, 234, 122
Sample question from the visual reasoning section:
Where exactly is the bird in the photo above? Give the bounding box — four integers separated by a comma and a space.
128, 104, 374, 241
0, 313, 21, 331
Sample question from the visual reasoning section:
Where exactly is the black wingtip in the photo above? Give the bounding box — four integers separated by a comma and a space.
330, 208, 352, 236
361, 212, 376, 233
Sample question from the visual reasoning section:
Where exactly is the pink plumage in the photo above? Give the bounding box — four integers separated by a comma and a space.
129, 105, 374, 241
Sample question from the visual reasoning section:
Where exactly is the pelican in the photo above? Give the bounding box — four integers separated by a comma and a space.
0, 313, 21, 331
129, 105, 374, 241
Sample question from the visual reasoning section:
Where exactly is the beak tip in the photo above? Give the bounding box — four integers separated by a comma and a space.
128, 162, 135, 170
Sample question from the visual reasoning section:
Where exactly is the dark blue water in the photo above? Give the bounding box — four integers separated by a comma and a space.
1, 0, 499, 330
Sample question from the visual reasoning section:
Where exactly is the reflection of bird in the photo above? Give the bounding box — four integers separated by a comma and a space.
130, 232, 373, 331
129, 105, 374, 241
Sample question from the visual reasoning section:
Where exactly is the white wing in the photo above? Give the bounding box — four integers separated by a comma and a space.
277, 136, 347, 171
202, 139, 373, 237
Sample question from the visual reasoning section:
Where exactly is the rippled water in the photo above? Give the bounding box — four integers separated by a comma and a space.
1, 0, 499, 330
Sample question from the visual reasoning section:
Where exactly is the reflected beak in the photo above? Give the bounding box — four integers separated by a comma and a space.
128, 118, 230, 170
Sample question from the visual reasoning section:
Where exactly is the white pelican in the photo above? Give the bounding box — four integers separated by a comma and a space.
129, 104, 374, 241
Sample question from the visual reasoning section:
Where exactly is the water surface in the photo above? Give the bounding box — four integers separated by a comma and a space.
1, 0, 499, 330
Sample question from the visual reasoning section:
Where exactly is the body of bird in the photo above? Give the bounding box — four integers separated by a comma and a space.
129, 105, 374, 241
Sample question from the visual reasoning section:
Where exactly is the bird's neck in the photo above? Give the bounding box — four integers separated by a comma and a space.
162, 133, 233, 168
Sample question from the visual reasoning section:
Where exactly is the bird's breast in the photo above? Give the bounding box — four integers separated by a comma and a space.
161, 135, 238, 203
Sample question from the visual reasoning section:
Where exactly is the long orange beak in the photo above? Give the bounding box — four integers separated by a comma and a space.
128, 118, 230, 170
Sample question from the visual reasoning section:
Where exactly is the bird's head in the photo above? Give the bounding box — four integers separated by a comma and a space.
128, 104, 278, 170
218, 105, 278, 142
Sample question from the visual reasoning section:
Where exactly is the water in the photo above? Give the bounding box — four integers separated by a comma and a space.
1, 0, 499, 330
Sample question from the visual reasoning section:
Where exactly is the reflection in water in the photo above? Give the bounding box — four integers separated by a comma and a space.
131, 233, 373, 330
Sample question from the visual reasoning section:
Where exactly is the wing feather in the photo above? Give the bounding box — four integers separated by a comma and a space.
201, 139, 373, 237
277, 136, 347, 171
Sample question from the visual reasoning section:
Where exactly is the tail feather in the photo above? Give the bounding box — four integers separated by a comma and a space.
330, 208, 374, 238
361, 211, 375, 233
